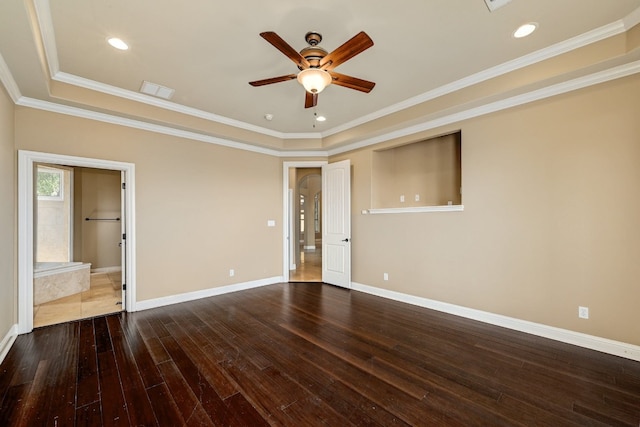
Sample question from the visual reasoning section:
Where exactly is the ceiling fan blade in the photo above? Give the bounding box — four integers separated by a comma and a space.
305, 91, 318, 108
260, 32, 310, 69
320, 31, 374, 71
249, 74, 297, 87
329, 72, 375, 93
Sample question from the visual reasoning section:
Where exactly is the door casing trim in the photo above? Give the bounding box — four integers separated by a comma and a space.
282, 161, 327, 282
17, 150, 136, 333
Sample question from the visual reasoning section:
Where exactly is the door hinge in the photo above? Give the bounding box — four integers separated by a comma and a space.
122, 233, 126, 240
122, 182, 126, 190
122, 283, 127, 290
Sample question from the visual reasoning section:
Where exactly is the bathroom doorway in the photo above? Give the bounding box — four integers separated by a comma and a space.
33, 164, 124, 327
18, 150, 136, 334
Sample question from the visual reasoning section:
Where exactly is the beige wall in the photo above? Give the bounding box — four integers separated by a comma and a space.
335, 74, 640, 346
75, 167, 122, 269
15, 108, 283, 302
0, 85, 15, 337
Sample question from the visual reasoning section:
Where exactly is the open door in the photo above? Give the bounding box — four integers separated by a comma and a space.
322, 160, 351, 288
120, 172, 127, 309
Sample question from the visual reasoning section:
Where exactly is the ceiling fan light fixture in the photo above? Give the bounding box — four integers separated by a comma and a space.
297, 68, 332, 94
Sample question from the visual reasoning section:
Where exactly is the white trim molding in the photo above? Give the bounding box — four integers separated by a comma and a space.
18, 151, 136, 334
367, 205, 464, 215
351, 282, 640, 362
0, 324, 18, 365
134, 276, 282, 312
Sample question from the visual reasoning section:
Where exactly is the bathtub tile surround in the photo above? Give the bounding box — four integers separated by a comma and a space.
33, 271, 121, 327
33, 262, 91, 305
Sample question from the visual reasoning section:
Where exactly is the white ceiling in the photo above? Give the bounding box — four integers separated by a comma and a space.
1, 0, 640, 142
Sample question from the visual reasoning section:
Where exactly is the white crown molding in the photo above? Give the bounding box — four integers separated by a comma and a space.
134, 276, 282, 312
30, 0, 639, 141
33, 0, 59, 77
14, 59, 640, 159
52, 72, 298, 140
327, 60, 640, 156
16, 96, 287, 157
351, 282, 640, 362
0, 53, 22, 102
321, 19, 628, 139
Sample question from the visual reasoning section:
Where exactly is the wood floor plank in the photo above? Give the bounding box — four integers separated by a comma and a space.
159, 334, 234, 425
156, 360, 215, 427
1, 283, 639, 426
106, 315, 159, 426
76, 318, 99, 408
75, 400, 102, 427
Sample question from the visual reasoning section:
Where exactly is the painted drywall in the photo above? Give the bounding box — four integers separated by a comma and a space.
15, 108, 283, 303
0, 85, 15, 337
336, 74, 640, 346
75, 167, 121, 270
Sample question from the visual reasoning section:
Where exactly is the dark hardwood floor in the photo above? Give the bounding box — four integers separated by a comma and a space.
1, 283, 639, 426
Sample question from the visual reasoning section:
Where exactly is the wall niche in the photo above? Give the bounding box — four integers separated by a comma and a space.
371, 131, 461, 210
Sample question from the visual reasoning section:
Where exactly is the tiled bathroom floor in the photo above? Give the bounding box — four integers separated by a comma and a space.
33, 271, 123, 328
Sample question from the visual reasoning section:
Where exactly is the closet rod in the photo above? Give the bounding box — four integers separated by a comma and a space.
85, 217, 120, 221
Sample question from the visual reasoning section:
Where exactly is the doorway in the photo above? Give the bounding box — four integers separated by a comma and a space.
18, 151, 136, 334
282, 161, 326, 283
290, 170, 322, 282
33, 164, 123, 327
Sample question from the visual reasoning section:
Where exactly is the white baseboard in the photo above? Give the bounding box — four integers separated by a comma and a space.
134, 276, 283, 312
0, 324, 18, 365
91, 266, 122, 274
351, 282, 640, 362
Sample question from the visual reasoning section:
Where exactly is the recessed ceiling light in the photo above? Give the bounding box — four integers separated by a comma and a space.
107, 37, 129, 50
315, 115, 326, 122
513, 23, 538, 39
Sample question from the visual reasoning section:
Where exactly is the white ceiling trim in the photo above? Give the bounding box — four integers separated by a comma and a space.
33, 0, 59, 77
321, 19, 628, 139
31, 0, 639, 141
52, 72, 315, 140
12, 59, 638, 160
327, 60, 640, 156
16, 96, 284, 157
0, 53, 21, 103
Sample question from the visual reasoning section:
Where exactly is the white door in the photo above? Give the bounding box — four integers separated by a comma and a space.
120, 172, 127, 308
322, 160, 351, 288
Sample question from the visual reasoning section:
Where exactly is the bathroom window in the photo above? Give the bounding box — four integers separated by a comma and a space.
37, 166, 64, 201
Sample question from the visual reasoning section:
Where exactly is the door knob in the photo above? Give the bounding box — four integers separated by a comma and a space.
342, 238, 350, 242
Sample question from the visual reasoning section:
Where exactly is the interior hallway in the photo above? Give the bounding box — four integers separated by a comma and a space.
289, 247, 321, 282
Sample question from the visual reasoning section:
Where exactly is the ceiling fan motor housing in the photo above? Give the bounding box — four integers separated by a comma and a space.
300, 32, 327, 68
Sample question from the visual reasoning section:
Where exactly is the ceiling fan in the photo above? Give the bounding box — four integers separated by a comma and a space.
249, 31, 375, 108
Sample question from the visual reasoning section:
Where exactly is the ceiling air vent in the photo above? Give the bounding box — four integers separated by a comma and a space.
484, 0, 513, 12
140, 81, 175, 100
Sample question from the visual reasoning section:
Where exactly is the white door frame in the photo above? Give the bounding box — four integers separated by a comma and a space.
282, 161, 327, 282
18, 150, 136, 334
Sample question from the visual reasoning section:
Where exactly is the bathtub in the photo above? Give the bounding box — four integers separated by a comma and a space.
34, 262, 91, 305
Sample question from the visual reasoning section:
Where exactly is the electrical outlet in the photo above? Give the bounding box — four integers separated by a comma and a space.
229, 269, 235, 277
400, 195, 405, 203
578, 306, 589, 319
414, 194, 420, 202
383, 273, 389, 281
